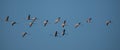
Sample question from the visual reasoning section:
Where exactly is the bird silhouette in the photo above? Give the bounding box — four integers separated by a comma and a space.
75, 22, 80, 28
62, 29, 65, 36
31, 17, 37, 22
29, 22, 34, 27
28, 17, 37, 27
86, 17, 92, 23
11, 21, 16, 26
43, 20, 48, 27
54, 31, 58, 37
5, 16, 9, 22
106, 20, 111, 26
27, 14, 30, 20
22, 32, 27, 38
55, 17, 61, 24
62, 20, 66, 28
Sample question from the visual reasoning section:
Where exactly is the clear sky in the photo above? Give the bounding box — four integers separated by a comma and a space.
0, 0, 120, 50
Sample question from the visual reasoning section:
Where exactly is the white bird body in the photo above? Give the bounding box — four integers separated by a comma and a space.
75, 22, 80, 28
32, 17, 36, 20
44, 20, 48, 27
29, 22, 33, 27
31, 17, 37, 22
62, 20, 66, 28
55, 17, 60, 24
62, 23, 65, 27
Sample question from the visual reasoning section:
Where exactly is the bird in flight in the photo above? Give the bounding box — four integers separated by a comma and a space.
75, 22, 80, 28
106, 20, 111, 26
29, 22, 34, 27
54, 31, 58, 37
5, 16, 9, 22
22, 32, 27, 38
11, 21, 16, 26
43, 20, 48, 27
86, 17, 92, 23
62, 29, 65, 36
27, 14, 30, 20
62, 20, 66, 28
31, 17, 37, 22
29, 17, 37, 27
55, 17, 61, 24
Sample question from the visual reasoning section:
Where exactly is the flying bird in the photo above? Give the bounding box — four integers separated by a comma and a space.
27, 14, 30, 20
22, 32, 27, 38
28, 17, 37, 27
31, 17, 37, 22
86, 17, 92, 23
11, 21, 16, 26
43, 20, 48, 27
75, 22, 80, 28
106, 20, 111, 26
54, 31, 58, 37
55, 17, 61, 24
5, 16, 9, 22
62, 20, 66, 28
29, 22, 34, 27
62, 29, 65, 36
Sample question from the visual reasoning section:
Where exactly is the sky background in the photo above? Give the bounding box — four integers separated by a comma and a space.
0, 0, 120, 50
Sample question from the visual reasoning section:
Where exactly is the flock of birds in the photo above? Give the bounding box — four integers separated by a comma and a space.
2, 15, 112, 38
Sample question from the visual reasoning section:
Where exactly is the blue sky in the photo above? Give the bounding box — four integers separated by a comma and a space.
0, 0, 120, 50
